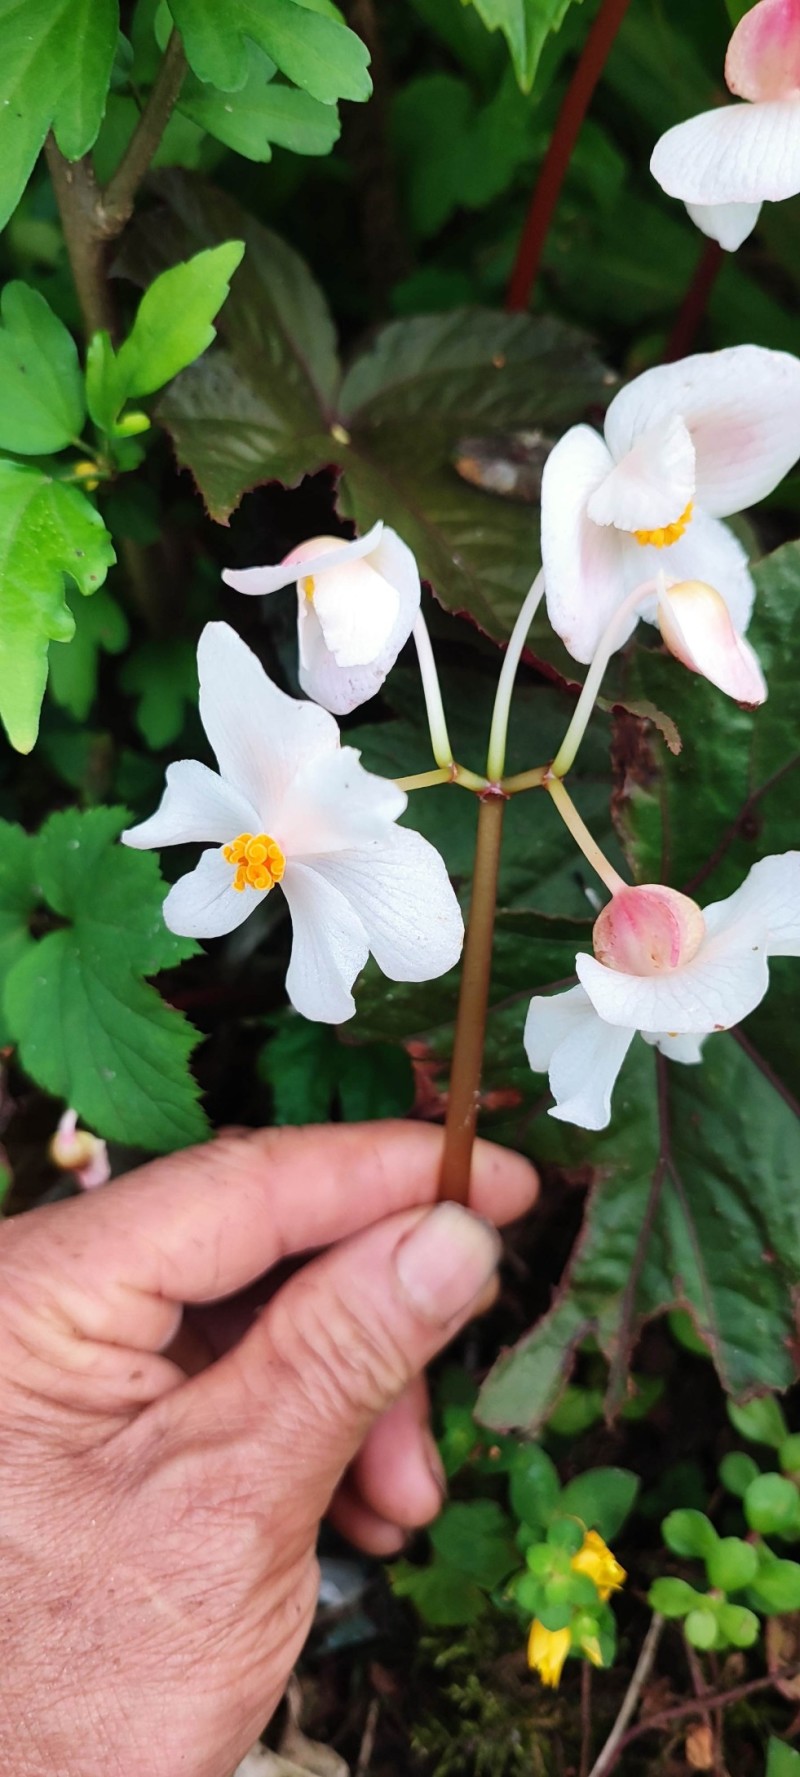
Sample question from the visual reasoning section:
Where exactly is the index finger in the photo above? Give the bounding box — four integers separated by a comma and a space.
40, 1122, 537, 1312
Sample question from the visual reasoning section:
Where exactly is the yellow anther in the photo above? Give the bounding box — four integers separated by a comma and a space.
632, 500, 693, 549
73, 459, 101, 491
302, 575, 316, 602
222, 832, 285, 893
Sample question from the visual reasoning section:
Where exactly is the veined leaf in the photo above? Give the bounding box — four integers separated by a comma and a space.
165, 0, 371, 102
0, 0, 117, 229
0, 282, 85, 454
465, 0, 587, 91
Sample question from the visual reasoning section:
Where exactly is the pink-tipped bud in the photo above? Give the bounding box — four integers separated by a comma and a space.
50, 1109, 110, 1190
593, 884, 706, 977
726, 0, 800, 102
657, 580, 767, 707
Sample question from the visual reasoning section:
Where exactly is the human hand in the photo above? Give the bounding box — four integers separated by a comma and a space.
0, 1121, 537, 1777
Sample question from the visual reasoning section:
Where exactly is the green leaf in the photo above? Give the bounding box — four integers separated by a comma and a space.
728, 1396, 789, 1450
744, 1473, 800, 1539
750, 1551, 800, 1614
0, 0, 117, 227
85, 329, 129, 435
392, 69, 540, 239
115, 241, 245, 399
648, 1576, 702, 1619
768, 1742, 800, 1777
166, 0, 371, 102
259, 1013, 414, 1124
0, 461, 116, 753
663, 1509, 718, 1561
48, 586, 129, 721
148, 174, 607, 658
509, 1446, 561, 1529
0, 283, 85, 453
719, 1452, 760, 1498
685, 1608, 720, 1651
465, 0, 587, 91
0, 821, 38, 1046
430, 1501, 518, 1588
178, 45, 341, 159
2, 807, 208, 1152
716, 1602, 760, 1649
391, 1557, 486, 1628
119, 638, 197, 748
558, 1469, 638, 1542
706, 1538, 759, 1594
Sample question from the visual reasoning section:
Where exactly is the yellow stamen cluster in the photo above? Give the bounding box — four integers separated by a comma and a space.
222, 832, 286, 894
633, 499, 693, 549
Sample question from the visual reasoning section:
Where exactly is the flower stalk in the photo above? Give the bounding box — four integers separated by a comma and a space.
551, 582, 654, 778
413, 613, 456, 769
486, 570, 545, 781
546, 777, 625, 894
439, 792, 506, 1205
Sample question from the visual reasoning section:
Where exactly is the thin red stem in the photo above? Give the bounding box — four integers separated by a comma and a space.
664, 240, 724, 362
506, 0, 634, 312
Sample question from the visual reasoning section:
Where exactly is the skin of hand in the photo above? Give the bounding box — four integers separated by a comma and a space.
0, 1120, 537, 1777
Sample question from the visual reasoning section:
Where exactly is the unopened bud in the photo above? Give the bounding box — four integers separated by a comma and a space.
50, 1109, 110, 1189
657, 580, 767, 706
593, 884, 705, 977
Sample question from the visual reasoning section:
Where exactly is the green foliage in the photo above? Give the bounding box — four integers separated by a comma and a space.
259, 1012, 414, 1124
0, 461, 115, 753
165, 0, 372, 104
178, 48, 341, 161
465, 0, 587, 92
0, 808, 207, 1151
48, 587, 129, 721
114, 241, 245, 400
0, 283, 85, 453
0, 0, 117, 229
769, 1742, 800, 1777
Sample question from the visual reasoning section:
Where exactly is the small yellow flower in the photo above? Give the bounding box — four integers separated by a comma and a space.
527, 1620, 571, 1688
571, 1529, 626, 1602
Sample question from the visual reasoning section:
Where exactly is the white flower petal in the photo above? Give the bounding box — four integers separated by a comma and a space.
198, 622, 337, 824
163, 848, 256, 939
541, 426, 631, 664
311, 558, 401, 667
524, 984, 635, 1131
685, 199, 763, 250
122, 760, 258, 850
221, 523, 384, 597
703, 851, 800, 956
576, 938, 770, 1035
643, 1030, 707, 1064
295, 526, 421, 714
297, 608, 398, 714
307, 826, 464, 982
603, 346, 800, 519
657, 581, 767, 704
588, 414, 696, 530
651, 99, 800, 207
275, 746, 406, 858
281, 861, 370, 1023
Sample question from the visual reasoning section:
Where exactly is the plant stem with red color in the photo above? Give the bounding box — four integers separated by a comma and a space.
506, 0, 634, 313
663, 239, 724, 362
438, 793, 506, 1205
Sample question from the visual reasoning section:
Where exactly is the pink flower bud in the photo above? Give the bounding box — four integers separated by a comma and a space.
50, 1109, 110, 1190
657, 580, 767, 706
593, 885, 706, 977
726, 0, 800, 102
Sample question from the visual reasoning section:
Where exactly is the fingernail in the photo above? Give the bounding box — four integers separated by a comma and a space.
423, 1428, 448, 1500
394, 1204, 501, 1325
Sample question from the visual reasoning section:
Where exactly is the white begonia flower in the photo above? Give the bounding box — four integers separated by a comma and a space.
122, 622, 463, 1024
221, 521, 421, 715
524, 857, 800, 1131
540, 345, 800, 666
651, 0, 800, 251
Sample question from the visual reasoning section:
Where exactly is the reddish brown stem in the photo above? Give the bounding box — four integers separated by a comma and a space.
506, 0, 634, 312
663, 239, 724, 362
438, 793, 505, 1205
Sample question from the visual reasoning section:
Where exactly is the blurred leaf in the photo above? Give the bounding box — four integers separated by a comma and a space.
465, 0, 587, 92
48, 586, 129, 721
558, 1468, 638, 1541
509, 1445, 561, 1527
728, 1395, 789, 1450
259, 1013, 414, 1123
391, 1556, 487, 1626
0, 822, 38, 1046
179, 45, 341, 159
0, 282, 84, 453
430, 1500, 518, 1587
165, 0, 371, 102
0, 0, 117, 228
662, 1508, 717, 1560
149, 175, 608, 656
392, 69, 539, 238
0, 461, 115, 753
119, 637, 197, 748
2, 806, 208, 1151
115, 240, 245, 398
768, 1742, 800, 1777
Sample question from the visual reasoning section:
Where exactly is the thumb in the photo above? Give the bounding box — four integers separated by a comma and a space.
173, 1202, 501, 1514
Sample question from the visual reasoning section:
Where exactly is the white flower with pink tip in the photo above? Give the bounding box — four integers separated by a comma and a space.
122, 622, 463, 1024
651, 0, 800, 250
540, 344, 800, 682
222, 521, 420, 714
524, 857, 800, 1131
